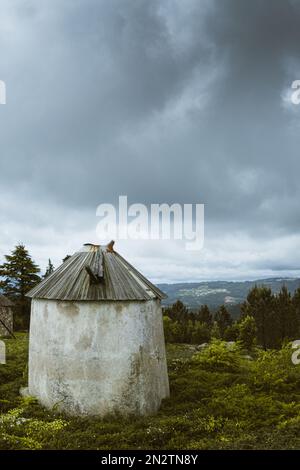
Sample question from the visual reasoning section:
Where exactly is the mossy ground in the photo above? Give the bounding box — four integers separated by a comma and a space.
1, 334, 300, 449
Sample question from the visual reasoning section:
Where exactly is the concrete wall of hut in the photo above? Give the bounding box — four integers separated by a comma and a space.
28, 298, 169, 416
0, 307, 13, 337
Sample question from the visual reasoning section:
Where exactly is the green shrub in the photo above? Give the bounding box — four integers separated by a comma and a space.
249, 344, 300, 392
192, 340, 243, 373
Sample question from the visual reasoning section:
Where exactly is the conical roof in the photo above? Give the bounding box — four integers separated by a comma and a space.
27, 242, 166, 302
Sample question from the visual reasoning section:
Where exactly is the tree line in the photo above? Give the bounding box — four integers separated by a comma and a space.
163, 301, 246, 345
163, 284, 300, 349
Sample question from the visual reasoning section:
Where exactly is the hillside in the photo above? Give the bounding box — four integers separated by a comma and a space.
158, 278, 300, 312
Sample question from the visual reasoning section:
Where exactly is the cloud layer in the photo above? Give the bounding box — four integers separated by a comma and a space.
1, 0, 300, 282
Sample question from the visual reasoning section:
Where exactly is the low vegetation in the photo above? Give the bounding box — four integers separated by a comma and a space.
1, 333, 300, 450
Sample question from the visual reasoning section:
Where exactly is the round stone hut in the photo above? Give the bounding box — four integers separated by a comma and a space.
26, 242, 169, 416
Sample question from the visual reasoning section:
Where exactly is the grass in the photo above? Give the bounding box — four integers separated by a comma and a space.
1, 333, 300, 449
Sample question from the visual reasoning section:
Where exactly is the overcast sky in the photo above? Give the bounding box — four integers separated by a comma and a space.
1, 0, 300, 283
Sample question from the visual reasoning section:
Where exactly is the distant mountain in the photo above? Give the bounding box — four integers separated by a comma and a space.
158, 278, 300, 316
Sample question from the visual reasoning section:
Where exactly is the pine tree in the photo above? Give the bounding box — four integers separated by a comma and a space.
293, 287, 300, 337
164, 300, 189, 323
0, 244, 40, 327
241, 286, 276, 349
197, 305, 213, 327
275, 286, 297, 344
171, 320, 183, 342
185, 319, 194, 343
223, 323, 239, 342
43, 259, 55, 278
211, 321, 221, 339
238, 315, 257, 350
214, 305, 232, 338
191, 321, 211, 344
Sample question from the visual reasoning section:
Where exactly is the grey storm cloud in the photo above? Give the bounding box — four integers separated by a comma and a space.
0, 0, 300, 280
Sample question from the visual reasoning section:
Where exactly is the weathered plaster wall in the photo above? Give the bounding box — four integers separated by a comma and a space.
0, 307, 13, 337
28, 299, 169, 416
